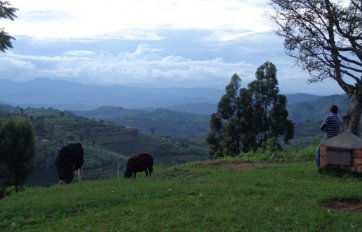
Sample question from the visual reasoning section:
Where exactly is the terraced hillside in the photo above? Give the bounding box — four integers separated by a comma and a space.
0, 106, 208, 186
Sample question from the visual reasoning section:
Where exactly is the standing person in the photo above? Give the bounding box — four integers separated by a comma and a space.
316, 105, 341, 167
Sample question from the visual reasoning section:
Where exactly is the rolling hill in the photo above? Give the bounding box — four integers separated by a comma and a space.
71, 93, 347, 140
72, 106, 210, 137
0, 92, 352, 185
0, 105, 208, 186
287, 94, 348, 122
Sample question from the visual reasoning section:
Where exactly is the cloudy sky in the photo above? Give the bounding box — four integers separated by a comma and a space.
0, 0, 343, 94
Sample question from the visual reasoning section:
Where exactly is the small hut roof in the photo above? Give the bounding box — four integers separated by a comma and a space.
321, 132, 362, 149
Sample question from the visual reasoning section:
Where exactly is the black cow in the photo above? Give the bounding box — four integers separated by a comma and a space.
55, 143, 84, 184
124, 153, 153, 179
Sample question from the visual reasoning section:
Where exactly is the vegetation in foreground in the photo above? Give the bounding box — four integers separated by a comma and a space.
1, 148, 362, 231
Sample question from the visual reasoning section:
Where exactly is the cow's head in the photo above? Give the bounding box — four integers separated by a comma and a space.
57, 162, 74, 184
124, 169, 132, 178
124, 161, 133, 178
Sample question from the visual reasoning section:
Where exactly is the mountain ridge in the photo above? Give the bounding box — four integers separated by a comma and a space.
0, 78, 224, 110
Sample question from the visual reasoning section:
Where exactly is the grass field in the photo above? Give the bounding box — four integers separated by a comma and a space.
1, 160, 362, 231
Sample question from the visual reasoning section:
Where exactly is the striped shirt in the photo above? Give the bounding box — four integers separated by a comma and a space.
321, 113, 341, 139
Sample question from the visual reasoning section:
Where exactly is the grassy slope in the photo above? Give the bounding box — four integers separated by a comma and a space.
1, 160, 362, 231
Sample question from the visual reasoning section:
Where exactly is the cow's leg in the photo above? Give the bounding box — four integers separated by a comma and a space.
133, 172, 137, 179
77, 166, 83, 181
145, 169, 149, 177
149, 166, 153, 177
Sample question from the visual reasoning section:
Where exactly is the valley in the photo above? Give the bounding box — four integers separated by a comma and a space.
0, 79, 349, 186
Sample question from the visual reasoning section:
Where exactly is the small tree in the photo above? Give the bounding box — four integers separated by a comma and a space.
0, 117, 35, 192
0, 1, 17, 52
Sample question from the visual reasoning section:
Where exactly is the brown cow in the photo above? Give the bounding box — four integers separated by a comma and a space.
124, 153, 153, 179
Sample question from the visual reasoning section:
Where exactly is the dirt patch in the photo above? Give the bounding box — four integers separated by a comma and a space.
321, 199, 362, 212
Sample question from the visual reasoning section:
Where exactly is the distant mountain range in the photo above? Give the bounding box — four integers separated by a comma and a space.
0, 78, 224, 110
70, 93, 348, 138
0, 78, 348, 124
1, 77, 326, 110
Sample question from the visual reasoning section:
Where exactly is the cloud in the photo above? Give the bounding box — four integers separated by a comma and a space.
0, 42, 253, 88
1, 29, 344, 95
202, 30, 260, 42
99, 31, 163, 41
118, 44, 163, 61
19, 10, 74, 22
63, 50, 96, 57
7, 0, 273, 39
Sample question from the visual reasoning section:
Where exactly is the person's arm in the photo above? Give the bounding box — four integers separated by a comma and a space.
320, 116, 329, 132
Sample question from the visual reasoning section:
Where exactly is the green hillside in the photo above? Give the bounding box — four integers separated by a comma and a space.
29, 112, 208, 163
1, 156, 362, 231
72, 106, 210, 137
287, 94, 348, 122
0, 96, 353, 187
0, 106, 208, 186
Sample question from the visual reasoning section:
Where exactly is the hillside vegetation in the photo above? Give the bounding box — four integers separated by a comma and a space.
71, 94, 348, 141
0, 106, 208, 186
1, 152, 362, 231
0, 92, 350, 186
287, 94, 348, 122
72, 106, 209, 137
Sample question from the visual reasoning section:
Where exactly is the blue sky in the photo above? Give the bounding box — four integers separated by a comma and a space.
0, 0, 343, 95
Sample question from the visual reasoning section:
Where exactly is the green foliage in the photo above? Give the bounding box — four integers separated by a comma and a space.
211, 141, 317, 163
248, 61, 294, 146
207, 62, 294, 158
0, 1, 17, 52
2, 160, 362, 231
0, 117, 35, 192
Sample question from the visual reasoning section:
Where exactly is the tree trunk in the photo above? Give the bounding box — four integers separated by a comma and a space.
344, 88, 362, 135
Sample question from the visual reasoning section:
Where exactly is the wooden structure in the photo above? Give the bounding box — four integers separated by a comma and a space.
320, 132, 362, 173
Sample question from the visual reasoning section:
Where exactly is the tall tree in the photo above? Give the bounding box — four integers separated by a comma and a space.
207, 62, 294, 158
248, 61, 294, 147
0, 118, 35, 192
0, 1, 17, 52
271, 0, 362, 134
207, 74, 244, 158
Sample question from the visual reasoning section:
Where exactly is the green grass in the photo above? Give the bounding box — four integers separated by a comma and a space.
1, 160, 362, 231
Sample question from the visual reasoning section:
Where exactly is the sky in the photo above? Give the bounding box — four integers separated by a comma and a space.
0, 0, 344, 95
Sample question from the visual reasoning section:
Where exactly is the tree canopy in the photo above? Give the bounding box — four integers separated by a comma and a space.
207, 62, 294, 158
0, 1, 17, 52
0, 117, 35, 192
271, 0, 362, 134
